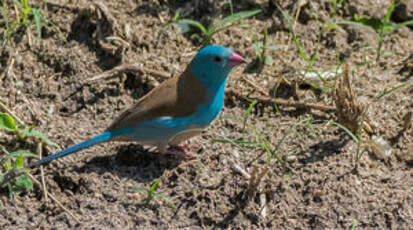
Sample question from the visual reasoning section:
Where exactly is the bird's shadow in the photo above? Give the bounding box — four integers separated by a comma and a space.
73, 144, 184, 183
298, 135, 350, 165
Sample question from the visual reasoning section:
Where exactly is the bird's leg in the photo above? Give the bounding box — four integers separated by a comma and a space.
156, 142, 195, 160
167, 142, 197, 160
176, 139, 202, 152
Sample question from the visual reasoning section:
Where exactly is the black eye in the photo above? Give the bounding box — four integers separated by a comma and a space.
214, 56, 222, 62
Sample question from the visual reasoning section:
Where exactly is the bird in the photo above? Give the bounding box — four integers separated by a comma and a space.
28, 45, 245, 168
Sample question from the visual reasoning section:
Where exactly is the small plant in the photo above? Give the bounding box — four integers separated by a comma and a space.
0, 149, 37, 198
338, 0, 413, 61
248, 122, 285, 166
159, 10, 182, 32
129, 178, 175, 208
176, 8, 261, 46
228, 0, 234, 15
0, 0, 48, 47
0, 113, 58, 197
323, 0, 346, 30
215, 115, 315, 167
330, 0, 346, 19
276, 3, 327, 91
242, 99, 257, 131
252, 29, 280, 67
276, 4, 317, 69
328, 120, 364, 166
351, 220, 358, 230
0, 113, 59, 148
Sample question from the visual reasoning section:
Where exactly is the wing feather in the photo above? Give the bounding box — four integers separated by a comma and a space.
106, 68, 208, 131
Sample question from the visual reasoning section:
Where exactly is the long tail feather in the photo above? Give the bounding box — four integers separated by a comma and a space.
29, 131, 115, 168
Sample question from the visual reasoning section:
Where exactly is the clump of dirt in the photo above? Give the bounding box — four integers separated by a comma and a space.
0, 0, 412, 229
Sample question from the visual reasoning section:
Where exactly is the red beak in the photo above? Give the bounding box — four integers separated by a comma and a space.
228, 52, 245, 67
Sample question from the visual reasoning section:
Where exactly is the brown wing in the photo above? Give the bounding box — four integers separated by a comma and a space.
106, 67, 208, 131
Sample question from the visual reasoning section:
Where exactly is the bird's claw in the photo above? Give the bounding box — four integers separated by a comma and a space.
167, 145, 197, 160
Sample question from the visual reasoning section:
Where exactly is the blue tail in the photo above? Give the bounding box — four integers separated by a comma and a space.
29, 129, 128, 168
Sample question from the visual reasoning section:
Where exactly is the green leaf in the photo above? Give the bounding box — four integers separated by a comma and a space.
354, 16, 382, 31
384, 0, 395, 23
212, 138, 260, 147
266, 45, 280, 50
337, 20, 369, 28
206, 23, 216, 36
14, 174, 33, 191
153, 193, 169, 199
9, 150, 38, 159
252, 41, 262, 53
0, 150, 39, 170
12, 0, 23, 9
351, 220, 358, 230
4, 161, 12, 171
128, 187, 148, 193
32, 8, 42, 45
153, 193, 176, 209
398, 20, 413, 27
247, 123, 281, 163
23, 0, 29, 9
23, 7, 30, 16
177, 19, 207, 34
172, 11, 180, 21
20, 127, 60, 148
150, 178, 161, 193
14, 154, 23, 168
374, 82, 408, 101
220, 9, 261, 25
243, 99, 257, 130
264, 55, 273, 65
0, 113, 16, 131
329, 120, 358, 142
271, 116, 314, 161
276, 4, 309, 63
382, 21, 398, 31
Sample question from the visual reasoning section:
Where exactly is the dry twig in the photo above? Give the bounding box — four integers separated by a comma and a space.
37, 143, 48, 201
0, 99, 25, 124
259, 192, 267, 218
241, 75, 269, 96
93, 1, 129, 60
230, 160, 251, 179
0, 101, 73, 222
27, 174, 81, 223
86, 63, 170, 83
402, 111, 412, 132
230, 90, 336, 112
0, 57, 15, 80
94, 1, 121, 33
230, 161, 268, 218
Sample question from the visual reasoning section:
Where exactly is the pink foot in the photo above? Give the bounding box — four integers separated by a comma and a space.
176, 140, 202, 152
167, 145, 197, 160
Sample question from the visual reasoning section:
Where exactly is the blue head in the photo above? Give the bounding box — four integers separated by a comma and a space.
190, 45, 244, 92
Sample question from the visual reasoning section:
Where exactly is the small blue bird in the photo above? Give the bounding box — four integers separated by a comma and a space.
29, 45, 245, 168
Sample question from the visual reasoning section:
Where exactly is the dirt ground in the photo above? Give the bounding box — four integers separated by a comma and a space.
0, 0, 412, 229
